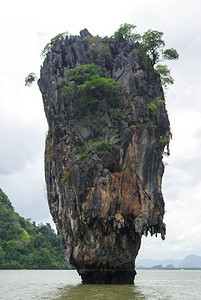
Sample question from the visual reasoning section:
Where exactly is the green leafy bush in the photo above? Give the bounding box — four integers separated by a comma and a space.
59, 81, 76, 102
134, 44, 149, 67
162, 48, 179, 61
114, 23, 178, 87
25, 73, 37, 87
79, 139, 114, 159
61, 172, 69, 183
141, 97, 165, 126
156, 136, 168, 155
78, 74, 121, 108
85, 115, 104, 128
110, 108, 126, 125
60, 64, 121, 113
154, 64, 174, 88
65, 63, 103, 84
99, 44, 111, 57
82, 35, 102, 45
141, 29, 165, 66
41, 32, 68, 58
114, 23, 141, 43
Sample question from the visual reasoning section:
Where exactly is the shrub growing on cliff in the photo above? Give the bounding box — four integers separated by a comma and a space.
142, 97, 165, 126
114, 23, 141, 43
65, 63, 103, 84
61, 172, 69, 184
162, 48, 179, 61
156, 136, 169, 155
110, 108, 126, 125
99, 44, 111, 57
82, 35, 112, 63
78, 74, 121, 109
140, 30, 165, 67
154, 64, 174, 88
140, 29, 178, 88
25, 72, 37, 87
41, 31, 68, 58
114, 24, 179, 88
79, 138, 118, 159
141, 29, 179, 67
59, 81, 76, 102
60, 64, 121, 112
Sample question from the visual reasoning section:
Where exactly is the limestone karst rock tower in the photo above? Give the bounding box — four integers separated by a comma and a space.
38, 29, 170, 284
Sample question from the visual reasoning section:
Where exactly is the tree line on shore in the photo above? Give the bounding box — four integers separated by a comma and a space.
0, 188, 69, 269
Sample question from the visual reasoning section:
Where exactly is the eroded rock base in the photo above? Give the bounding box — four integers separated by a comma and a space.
79, 269, 136, 284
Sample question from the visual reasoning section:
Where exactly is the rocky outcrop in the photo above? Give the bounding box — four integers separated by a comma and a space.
38, 29, 170, 284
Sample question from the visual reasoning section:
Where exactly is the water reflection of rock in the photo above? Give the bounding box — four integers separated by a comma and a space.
57, 283, 146, 300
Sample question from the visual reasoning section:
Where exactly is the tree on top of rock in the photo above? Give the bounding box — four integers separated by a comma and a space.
114, 24, 179, 88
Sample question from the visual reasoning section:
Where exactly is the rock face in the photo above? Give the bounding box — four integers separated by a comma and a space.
38, 29, 170, 284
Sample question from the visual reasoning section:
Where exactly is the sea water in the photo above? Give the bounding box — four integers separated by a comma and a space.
0, 269, 201, 299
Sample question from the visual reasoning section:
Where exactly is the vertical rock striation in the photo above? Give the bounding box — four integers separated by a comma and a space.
38, 29, 170, 284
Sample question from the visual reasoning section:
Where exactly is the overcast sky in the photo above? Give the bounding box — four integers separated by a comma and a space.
0, 0, 201, 261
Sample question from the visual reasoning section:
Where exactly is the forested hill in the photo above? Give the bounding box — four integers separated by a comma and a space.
0, 188, 68, 269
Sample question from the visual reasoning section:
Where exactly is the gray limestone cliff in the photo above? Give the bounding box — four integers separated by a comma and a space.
38, 29, 170, 284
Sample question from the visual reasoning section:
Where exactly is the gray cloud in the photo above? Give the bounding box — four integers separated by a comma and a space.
0, 159, 53, 226
0, 122, 45, 175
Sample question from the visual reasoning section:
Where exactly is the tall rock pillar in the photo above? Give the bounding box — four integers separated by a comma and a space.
38, 29, 170, 283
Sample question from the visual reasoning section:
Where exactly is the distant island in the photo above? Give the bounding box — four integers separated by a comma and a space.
136, 254, 201, 270
0, 188, 69, 270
